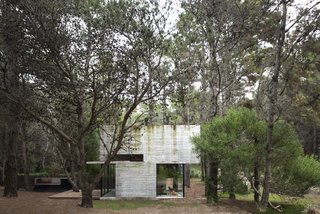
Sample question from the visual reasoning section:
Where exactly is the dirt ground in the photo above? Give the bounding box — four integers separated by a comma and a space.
0, 180, 255, 214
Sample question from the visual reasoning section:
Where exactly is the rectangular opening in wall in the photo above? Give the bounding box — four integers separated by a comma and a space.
156, 164, 184, 198
101, 164, 115, 197
112, 154, 143, 162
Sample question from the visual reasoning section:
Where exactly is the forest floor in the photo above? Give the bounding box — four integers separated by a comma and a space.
0, 179, 255, 214
1, 179, 319, 214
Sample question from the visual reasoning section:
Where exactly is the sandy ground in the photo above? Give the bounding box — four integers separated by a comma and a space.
0, 180, 255, 214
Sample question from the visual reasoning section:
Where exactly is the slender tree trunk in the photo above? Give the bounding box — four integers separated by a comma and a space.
0, 125, 7, 186
41, 141, 49, 170
0, 162, 4, 186
3, 123, 19, 197
65, 168, 80, 192
254, 162, 260, 203
161, 89, 169, 125
261, 0, 287, 209
229, 188, 236, 200
201, 155, 205, 181
313, 127, 317, 158
21, 123, 30, 191
206, 160, 218, 203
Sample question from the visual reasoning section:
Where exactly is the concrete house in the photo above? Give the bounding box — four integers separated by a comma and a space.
88, 125, 200, 199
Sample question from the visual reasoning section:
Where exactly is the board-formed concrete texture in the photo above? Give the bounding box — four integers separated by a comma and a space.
115, 162, 156, 198
100, 125, 200, 198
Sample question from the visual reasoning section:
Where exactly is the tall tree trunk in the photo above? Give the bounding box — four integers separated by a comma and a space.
3, 122, 19, 197
229, 186, 236, 200
0, 125, 7, 186
161, 89, 169, 125
77, 123, 93, 207
65, 168, 80, 192
201, 155, 205, 181
0, 161, 4, 186
2, 0, 22, 198
206, 160, 218, 203
313, 127, 318, 158
21, 123, 30, 191
254, 162, 260, 203
261, 0, 287, 209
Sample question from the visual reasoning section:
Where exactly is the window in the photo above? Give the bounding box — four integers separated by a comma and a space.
112, 154, 143, 162
156, 164, 184, 198
101, 164, 115, 197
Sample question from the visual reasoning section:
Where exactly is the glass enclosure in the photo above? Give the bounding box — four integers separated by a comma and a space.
101, 164, 115, 197
156, 164, 184, 198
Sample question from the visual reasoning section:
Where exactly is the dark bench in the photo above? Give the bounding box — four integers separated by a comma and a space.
33, 177, 71, 192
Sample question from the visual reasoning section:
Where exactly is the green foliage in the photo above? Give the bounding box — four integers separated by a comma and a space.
267, 121, 320, 196
157, 165, 182, 180
85, 129, 100, 180
44, 165, 63, 177
85, 129, 100, 161
192, 107, 261, 199
193, 107, 320, 201
190, 164, 202, 178
221, 192, 310, 214
272, 156, 320, 196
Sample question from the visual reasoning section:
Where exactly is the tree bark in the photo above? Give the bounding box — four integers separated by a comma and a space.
261, 0, 287, 209
65, 168, 80, 192
254, 162, 260, 203
313, 127, 318, 158
3, 124, 19, 197
0, 125, 7, 186
81, 186, 93, 208
21, 123, 31, 191
2, 0, 22, 198
206, 160, 218, 203
78, 154, 93, 207
201, 155, 205, 181
77, 129, 92, 206
78, 156, 93, 208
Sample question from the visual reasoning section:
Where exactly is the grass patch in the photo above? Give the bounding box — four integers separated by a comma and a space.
94, 200, 176, 210
219, 192, 312, 213
256, 204, 305, 214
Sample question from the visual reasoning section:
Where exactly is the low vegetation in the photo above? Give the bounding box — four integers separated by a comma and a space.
220, 192, 313, 214
94, 200, 176, 210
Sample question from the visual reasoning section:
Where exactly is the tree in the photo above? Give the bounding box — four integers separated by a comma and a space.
256, 0, 320, 209
261, 0, 288, 208
0, 0, 25, 197
177, 0, 274, 202
193, 107, 320, 210
0, 0, 173, 207
192, 107, 262, 201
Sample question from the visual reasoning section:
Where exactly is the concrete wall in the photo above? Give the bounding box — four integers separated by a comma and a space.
100, 125, 200, 198
115, 162, 156, 197
140, 125, 200, 164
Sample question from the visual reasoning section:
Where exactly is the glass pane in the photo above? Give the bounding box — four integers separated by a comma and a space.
156, 164, 184, 197
102, 164, 115, 197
